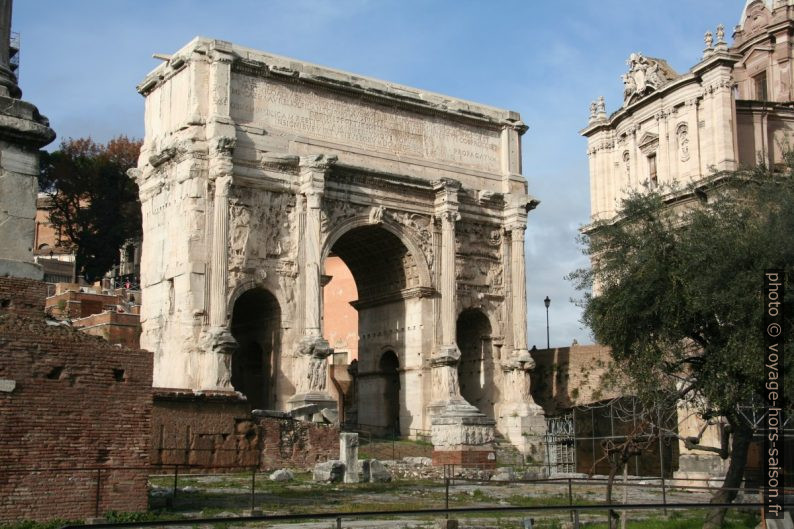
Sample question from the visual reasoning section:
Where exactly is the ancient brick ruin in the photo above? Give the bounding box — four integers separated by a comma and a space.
0, 277, 153, 523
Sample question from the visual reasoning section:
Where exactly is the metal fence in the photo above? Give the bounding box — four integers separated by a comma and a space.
4, 461, 773, 527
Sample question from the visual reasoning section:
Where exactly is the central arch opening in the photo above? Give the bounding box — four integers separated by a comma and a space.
230, 288, 280, 410
323, 224, 423, 436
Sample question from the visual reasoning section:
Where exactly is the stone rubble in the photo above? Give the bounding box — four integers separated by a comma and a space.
313, 460, 345, 483
361, 459, 392, 483
269, 469, 295, 482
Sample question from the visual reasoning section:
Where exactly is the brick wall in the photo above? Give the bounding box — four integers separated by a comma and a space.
0, 276, 153, 523
73, 311, 141, 348
260, 415, 340, 469
431, 449, 496, 469
530, 343, 619, 414
0, 276, 46, 318
151, 390, 339, 472
45, 290, 122, 319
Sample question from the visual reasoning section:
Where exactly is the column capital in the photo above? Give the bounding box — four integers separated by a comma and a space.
213, 174, 233, 197
439, 210, 461, 225
506, 222, 526, 236
300, 154, 337, 196
211, 136, 236, 156
300, 153, 338, 174
433, 178, 461, 214
208, 39, 236, 63
209, 136, 236, 181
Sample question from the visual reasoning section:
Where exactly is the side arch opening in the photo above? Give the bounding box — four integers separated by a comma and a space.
230, 287, 281, 410
456, 308, 496, 420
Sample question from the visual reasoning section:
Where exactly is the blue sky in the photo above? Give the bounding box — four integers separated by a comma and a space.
13, 0, 746, 348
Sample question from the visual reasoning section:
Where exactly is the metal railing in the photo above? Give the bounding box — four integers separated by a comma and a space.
58, 501, 768, 529
5, 460, 779, 527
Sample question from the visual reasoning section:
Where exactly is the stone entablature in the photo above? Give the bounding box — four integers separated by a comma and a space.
134, 38, 544, 459
581, 0, 794, 224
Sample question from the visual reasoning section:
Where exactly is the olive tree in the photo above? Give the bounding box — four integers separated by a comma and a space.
569, 167, 793, 528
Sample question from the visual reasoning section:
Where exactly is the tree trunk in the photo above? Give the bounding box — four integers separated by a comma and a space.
606, 455, 620, 529
621, 463, 628, 529
702, 424, 752, 529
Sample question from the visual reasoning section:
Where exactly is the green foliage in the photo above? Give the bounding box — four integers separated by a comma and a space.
39, 136, 142, 281
569, 168, 794, 424
104, 510, 174, 523
585, 509, 759, 528
0, 520, 82, 529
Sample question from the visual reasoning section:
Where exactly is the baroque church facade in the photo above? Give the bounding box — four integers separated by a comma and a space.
580, 0, 794, 483
583, 0, 794, 222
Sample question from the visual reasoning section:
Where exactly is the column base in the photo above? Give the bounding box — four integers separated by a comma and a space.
290, 334, 336, 419
431, 400, 496, 468
513, 348, 536, 370
672, 454, 729, 487
288, 392, 337, 415
497, 401, 547, 462
198, 326, 236, 391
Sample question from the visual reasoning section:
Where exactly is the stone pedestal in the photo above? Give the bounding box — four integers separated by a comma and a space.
431, 401, 496, 468
289, 335, 336, 412
339, 432, 359, 483
498, 401, 547, 463
0, 97, 55, 280
497, 355, 546, 461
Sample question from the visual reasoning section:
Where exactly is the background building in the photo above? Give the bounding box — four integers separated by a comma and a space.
575, 0, 794, 484
582, 0, 794, 223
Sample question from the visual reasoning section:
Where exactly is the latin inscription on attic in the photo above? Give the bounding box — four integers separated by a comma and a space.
229, 73, 501, 172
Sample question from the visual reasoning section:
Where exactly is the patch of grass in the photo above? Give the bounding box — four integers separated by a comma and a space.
104, 510, 184, 523
584, 508, 760, 528
463, 489, 495, 502
504, 494, 597, 508
0, 520, 83, 529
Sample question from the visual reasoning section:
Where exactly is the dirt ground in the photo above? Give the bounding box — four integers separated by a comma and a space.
142, 464, 760, 529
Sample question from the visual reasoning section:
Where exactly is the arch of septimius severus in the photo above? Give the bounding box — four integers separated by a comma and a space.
132, 37, 546, 463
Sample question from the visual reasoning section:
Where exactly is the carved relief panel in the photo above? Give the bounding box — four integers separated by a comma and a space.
228, 187, 297, 271
455, 220, 503, 292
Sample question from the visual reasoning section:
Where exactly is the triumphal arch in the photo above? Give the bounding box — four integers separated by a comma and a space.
133, 38, 545, 462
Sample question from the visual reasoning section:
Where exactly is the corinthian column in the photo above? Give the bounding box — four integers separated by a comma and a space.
440, 209, 460, 353
0, 1, 19, 98
509, 223, 532, 366
198, 137, 237, 391
289, 154, 338, 411
304, 190, 323, 338
209, 174, 232, 327
499, 197, 545, 458
430, 179, 495, 464
430, 179, 467, 407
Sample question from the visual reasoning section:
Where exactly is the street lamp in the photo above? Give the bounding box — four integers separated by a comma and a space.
544, 296, 551, 349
